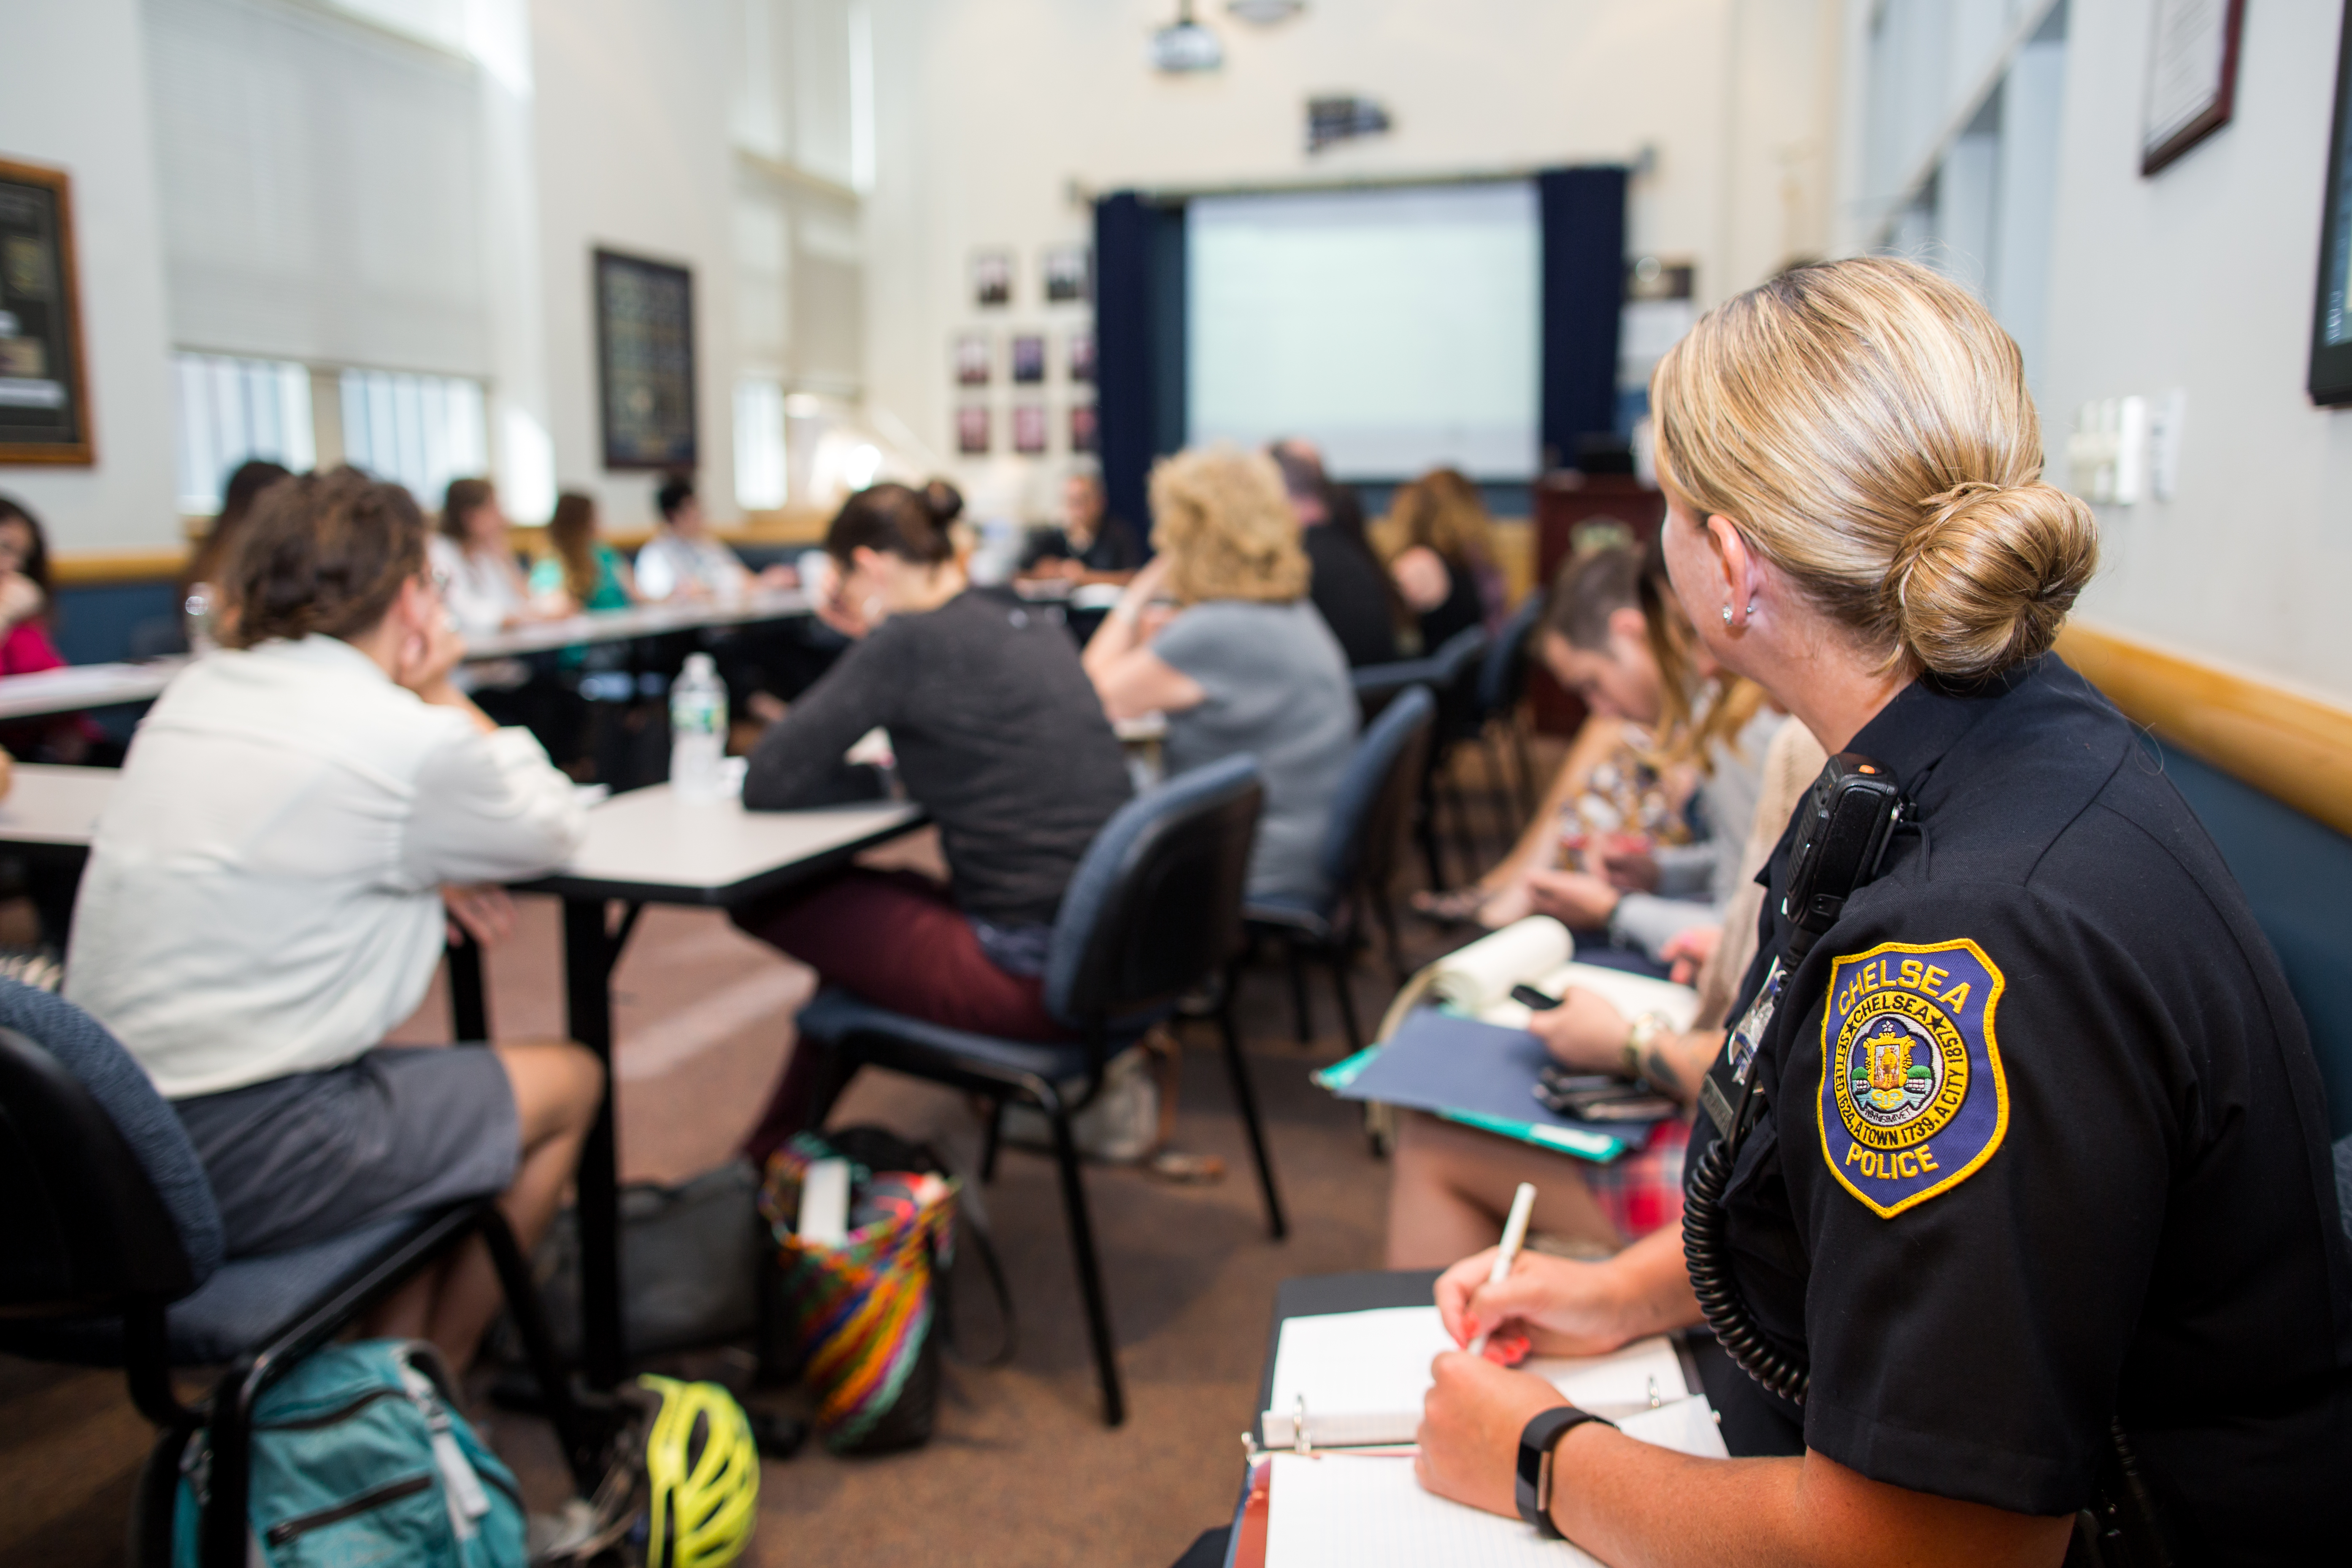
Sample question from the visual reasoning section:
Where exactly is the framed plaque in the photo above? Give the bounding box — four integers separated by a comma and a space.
2311, 1, 2352, 403
0, 160, 93, 465
594, 248, 697, 470
2141, 0, 2245, 176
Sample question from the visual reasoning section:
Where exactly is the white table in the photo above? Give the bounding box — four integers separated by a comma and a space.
0, 589, 816, 725
461, 588, 812, 659
0, 661, 185, 722
516, 786, 926, 1386
0, 762, 117, 844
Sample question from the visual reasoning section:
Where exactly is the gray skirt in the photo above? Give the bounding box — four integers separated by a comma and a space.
172, 1045, 520, 1258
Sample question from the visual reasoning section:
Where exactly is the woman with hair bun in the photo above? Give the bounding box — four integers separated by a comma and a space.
1409, 257, 2350, 1563
731, 481, 1133, 1155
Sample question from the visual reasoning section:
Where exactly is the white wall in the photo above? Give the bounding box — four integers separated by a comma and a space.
862, 0, 1842, 515
0, 0, 181, 551
530, 0, 745, 529
2038, 0, 2352, 702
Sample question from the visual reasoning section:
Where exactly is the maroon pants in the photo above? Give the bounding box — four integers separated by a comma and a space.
732, 871, 1066, 1161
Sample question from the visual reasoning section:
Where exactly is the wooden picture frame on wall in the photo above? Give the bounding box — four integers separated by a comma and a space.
2141, 0, 2247, 176
0, 159, 95, 465
593, 247, 697, 471
2310, 0, 2352, 403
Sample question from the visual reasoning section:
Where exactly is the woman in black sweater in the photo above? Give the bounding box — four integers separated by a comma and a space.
733, 483, 1133, 1153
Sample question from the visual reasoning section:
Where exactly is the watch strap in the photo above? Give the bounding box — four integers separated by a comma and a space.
1515, 1404, 1613, 1538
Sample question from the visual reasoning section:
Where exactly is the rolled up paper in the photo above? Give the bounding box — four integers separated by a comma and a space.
1426, 917, 1574, 1014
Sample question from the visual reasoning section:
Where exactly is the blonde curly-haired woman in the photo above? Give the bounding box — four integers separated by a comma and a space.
1083, 445, 1357, 905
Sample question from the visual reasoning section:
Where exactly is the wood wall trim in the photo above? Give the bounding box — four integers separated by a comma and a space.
2055, 619, 2352, 840
51, 548, 190, 587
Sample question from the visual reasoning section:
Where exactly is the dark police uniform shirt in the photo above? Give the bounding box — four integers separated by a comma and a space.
1695, 654, 2352, 1561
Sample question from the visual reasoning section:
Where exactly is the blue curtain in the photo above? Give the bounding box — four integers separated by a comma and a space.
1093, 192, 1185, 535
1538, 167, 1628, 469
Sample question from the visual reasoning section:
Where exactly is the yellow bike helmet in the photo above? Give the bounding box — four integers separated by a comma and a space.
638, 1376, 760, 1568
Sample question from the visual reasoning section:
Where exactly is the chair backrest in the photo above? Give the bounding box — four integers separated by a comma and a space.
1317, 684, 1436, 910
0, 982, 220, 1316
1044, 755, 1265, 1030
1474, 593, 1546, 718
1427, 625, 1490, 741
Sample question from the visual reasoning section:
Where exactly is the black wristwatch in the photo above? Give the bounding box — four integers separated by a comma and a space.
1515, 1405, 1614, 1538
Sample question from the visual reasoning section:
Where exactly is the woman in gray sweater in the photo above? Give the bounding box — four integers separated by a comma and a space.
1081, 446, 1357, 908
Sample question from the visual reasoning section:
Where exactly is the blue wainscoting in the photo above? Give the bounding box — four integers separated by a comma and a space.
2149, 738, 2352, 1137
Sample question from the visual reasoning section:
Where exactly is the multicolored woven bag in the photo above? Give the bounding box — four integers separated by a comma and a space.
758, 1133, 958, 1454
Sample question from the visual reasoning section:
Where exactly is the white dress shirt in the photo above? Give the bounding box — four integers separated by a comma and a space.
65, 635, 588, 1099
633, 530, 749, 601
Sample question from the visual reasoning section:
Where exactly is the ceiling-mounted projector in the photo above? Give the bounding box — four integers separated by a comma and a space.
1150, 1, 1223, 72
1228, 0, 1306, 22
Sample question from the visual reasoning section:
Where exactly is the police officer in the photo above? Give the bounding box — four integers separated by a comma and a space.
1412, 257, 2352, 1565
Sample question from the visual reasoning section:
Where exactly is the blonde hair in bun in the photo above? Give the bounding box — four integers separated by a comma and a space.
1651, 256, 2097, 681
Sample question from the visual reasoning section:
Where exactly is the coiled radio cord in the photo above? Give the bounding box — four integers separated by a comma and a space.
1681, 1066, 1811, 1407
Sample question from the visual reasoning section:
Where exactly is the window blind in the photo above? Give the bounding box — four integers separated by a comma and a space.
143, 0, 492, 377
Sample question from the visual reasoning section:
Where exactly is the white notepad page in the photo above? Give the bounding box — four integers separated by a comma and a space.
1264, 1398, 1726, 1567
1262, 1306, 1689, 1448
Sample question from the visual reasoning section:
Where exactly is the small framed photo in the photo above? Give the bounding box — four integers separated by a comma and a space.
956, 404, 992, 455
1012, 403, 1049, 455
2142, 0, 2246, 176
1067, 329, 1095, 384
1010, 334, 1046, 384
971, 249, 1014, 308
1069, 403, 1098, 454
953, 332, 991, 387
1041, 244, 1091, 305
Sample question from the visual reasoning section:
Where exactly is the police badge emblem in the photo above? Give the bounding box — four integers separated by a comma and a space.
1818, 938, 2009, 1217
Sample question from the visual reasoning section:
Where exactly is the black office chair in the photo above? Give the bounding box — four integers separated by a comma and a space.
1245, 685, 1436, 1053
1471, 594, 1546, 828
0, 981, 596, 1567
791, 754, 1282, 1427
1352, 626, 1490, 891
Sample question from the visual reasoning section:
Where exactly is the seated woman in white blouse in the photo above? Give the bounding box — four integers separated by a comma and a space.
65, 467, 601, 1375
430, 476, 549, 636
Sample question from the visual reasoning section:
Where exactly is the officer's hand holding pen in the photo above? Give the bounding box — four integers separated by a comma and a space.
1436, 1247, 1633, 1361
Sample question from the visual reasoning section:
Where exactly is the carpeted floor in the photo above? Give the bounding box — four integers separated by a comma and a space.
0, 741, 1542, 1566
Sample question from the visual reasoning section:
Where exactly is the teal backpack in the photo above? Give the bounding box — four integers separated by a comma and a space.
170, 1340, 526, 1567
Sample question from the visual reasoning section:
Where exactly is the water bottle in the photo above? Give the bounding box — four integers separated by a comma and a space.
669, 652, 728, 800
183, 582, 218, 655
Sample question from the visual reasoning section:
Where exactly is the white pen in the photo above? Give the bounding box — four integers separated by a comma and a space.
1466, 1181, 1537, 1357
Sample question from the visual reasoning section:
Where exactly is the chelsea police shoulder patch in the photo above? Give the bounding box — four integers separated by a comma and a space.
1817, 938, 2009, 1218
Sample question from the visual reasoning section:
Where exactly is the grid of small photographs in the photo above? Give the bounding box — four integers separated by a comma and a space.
952, 244, 1095, 459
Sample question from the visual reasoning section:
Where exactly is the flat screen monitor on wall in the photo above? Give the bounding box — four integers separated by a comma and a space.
1185, 182, 1541, 480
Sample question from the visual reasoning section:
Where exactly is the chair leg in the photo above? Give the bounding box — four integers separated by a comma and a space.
1512, 719, 1538, 822
1045, 1100, 1125, 1427
200, 1367, 256, 1568
1375, 892, 1408, 988
979, 1098, 1005, 1183
1417, 775, 1451, 892
1284, 941, 1313, 1044
1217, 999, 1289, 1241
1326, 947, 1364, 1055
1483, 734, 1518, 838
479, 1204, 601, 1494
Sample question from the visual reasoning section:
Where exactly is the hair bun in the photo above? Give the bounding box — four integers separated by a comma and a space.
1892, 480, 2097, 679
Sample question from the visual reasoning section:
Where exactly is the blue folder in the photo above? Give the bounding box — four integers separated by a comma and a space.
1315, 1008, 1657, 1162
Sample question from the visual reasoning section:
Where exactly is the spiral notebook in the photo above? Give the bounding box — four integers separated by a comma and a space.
1258, 1305, 1692, 1450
